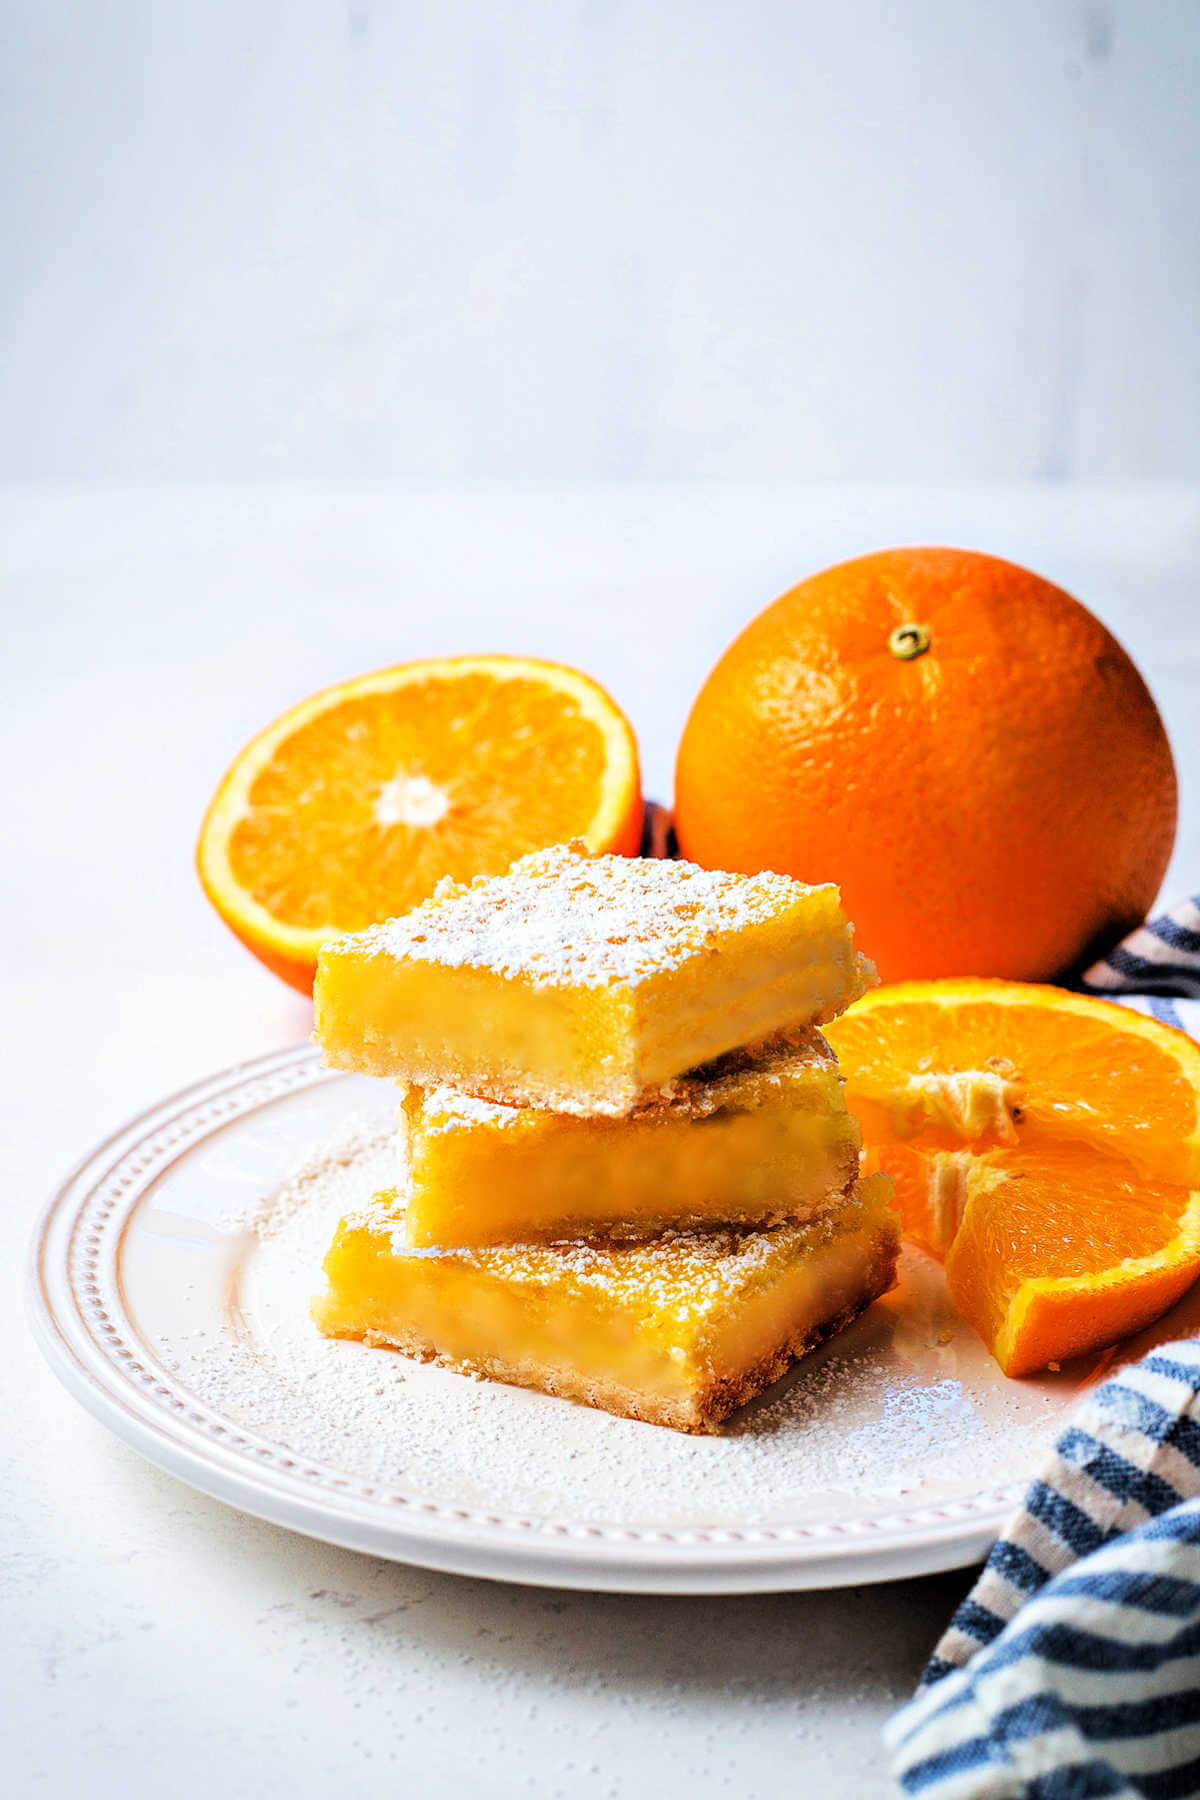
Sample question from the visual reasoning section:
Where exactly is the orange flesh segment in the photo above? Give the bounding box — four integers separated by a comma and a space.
859, 1140, 961, 1258
946, 1145, 1200, 1376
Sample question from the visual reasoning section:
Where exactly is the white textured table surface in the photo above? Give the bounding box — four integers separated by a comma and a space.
5, 486, 1199, 1799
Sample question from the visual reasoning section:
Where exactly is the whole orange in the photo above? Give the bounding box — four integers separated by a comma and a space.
674, 547, 1177, 983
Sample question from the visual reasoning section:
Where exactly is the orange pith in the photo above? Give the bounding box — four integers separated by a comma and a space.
197, 656, 643, 993
825, 981, 1200, 1376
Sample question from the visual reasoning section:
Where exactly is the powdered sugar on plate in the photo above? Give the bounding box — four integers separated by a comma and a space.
162, 1114, 1070, 1534
215, 1111, 397, 1238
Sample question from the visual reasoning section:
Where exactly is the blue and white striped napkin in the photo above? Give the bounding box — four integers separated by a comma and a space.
890, 893, 1200, 1799
1081, 893, 1200, 1039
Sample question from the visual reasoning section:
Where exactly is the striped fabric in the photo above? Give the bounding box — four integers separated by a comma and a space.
1082, 895, 1200, 1000
890, 895, 1200, 1799
1080, 892, 1200, 1039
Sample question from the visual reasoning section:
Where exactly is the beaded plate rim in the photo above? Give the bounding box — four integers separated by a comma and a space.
27, 1044, 1022, 1593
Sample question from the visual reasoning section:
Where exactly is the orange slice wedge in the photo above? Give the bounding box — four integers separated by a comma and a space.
943, 1143, 1200, 1377
825, 980, 1200, 1375
197, 656, 643, 993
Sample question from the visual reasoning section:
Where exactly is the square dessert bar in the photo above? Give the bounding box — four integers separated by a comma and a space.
314, 841, 873, 1115
398, 1030, 862, 1248
313, 1174, 899, 1433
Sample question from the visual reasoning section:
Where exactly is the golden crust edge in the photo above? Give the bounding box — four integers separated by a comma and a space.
320, 1021, 854, 1122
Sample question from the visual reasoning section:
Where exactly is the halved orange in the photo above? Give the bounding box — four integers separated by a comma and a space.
197, 656, 643, 993
825, 981, 1200, 1375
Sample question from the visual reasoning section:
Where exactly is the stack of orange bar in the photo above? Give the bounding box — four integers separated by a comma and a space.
311, 842, 898, 1433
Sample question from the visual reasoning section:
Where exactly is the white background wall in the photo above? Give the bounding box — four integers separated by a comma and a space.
3, 0, 1199, 485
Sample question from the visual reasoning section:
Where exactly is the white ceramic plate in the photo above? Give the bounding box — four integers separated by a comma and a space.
31, 1044, 1185, 1595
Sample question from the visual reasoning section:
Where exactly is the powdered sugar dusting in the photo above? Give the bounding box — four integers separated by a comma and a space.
162, 1121, 1067, 1532
218, 1111, 396, 1238
416, 1085, 521, 1130
359, 1190, 872, 1321
324, 841, 842, 989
